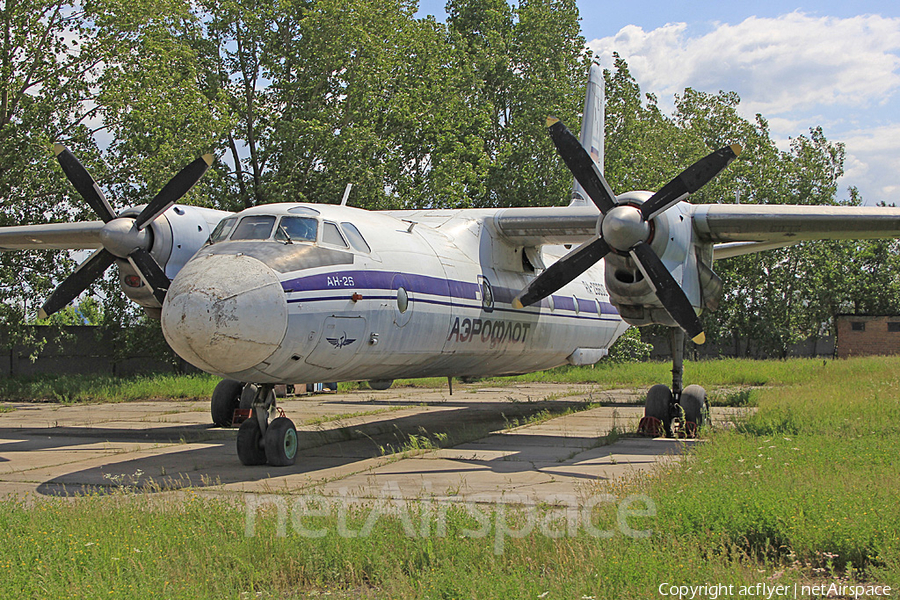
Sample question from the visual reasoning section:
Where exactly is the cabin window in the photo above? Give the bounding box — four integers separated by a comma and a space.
276, 216, 318, 243
851, 321, 866, 332
341, 222, 371, 253
209, 217, 236, 243
231, 215, 276, 240
322, 222, 348, 248
889, 322, 900, 332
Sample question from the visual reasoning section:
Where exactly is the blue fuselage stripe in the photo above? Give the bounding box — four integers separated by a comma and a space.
282, 269, 620, 320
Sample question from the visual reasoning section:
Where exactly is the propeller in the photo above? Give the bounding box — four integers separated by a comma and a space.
512, 117, 741, 344
38, 146, 214, 319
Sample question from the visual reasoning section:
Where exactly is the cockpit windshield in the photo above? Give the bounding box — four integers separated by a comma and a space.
231, 215, 276, 240
275, 216, 318, 243
209, 216, 236, 243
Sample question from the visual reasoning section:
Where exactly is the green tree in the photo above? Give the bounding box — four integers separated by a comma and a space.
446, 0, 588, 208
603, 54, 706, 195
0, 0, 107, 345
90, 0, 232, 210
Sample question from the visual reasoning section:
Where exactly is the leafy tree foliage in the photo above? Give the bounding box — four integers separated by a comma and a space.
1, 0, 897, 363
606, 327, 652, 363
0, 0, 104, 346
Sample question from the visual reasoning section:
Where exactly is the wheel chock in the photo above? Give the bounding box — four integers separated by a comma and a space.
231, 408, 252, 427
637, 416, 665, 437
672, 419, 698, 439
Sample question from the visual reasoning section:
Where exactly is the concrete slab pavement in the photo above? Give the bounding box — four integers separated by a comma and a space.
0, 383, 748, 502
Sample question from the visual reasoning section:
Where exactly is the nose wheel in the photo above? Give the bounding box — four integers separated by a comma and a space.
236, 384, 298, 466
637, 328, 707, 438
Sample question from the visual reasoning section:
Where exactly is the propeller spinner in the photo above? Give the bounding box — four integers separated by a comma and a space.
512, 117, 741, 344
39, 146, 214, 319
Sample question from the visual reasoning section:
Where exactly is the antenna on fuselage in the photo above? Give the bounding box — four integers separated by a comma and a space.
340, 183, 353, 206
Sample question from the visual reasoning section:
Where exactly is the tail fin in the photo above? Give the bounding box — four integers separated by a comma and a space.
570, 63, 605, 208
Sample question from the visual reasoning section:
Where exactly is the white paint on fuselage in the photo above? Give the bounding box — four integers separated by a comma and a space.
162, 203, 628, 385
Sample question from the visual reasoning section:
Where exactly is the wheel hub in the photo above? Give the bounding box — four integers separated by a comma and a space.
283, 427, 298, 459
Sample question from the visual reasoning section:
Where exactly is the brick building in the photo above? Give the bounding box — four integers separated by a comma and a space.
835, 315, 900, 359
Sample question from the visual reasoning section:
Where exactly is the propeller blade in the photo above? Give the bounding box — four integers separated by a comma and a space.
629, 242, 705, 344
640, 144, 742, 221
38, 248, 116, 319
128, 248, 170, 304
513, 237, 611, 309
134, 154, 214, 230
547, 117, 617, 214
53, 144, 117, 223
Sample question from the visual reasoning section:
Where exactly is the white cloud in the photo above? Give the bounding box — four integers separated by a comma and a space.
587, 12, 900, 116
587, 12, 900, 205
839, 124, 900, 202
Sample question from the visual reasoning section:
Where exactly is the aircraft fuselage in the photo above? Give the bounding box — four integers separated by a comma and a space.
161, 203, 626, 384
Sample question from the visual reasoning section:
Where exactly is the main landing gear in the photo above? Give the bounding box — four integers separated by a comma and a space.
211, 380, 298, 466
638, 328, 708, 438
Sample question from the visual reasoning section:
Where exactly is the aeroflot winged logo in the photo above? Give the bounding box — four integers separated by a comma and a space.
326, 332, 357, 349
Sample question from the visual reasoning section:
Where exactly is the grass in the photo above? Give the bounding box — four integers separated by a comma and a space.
359, 357, 841, 392
707, 387, 758, 407
0, 372, 220, 404
0, 357, 840, 404
494, 357, 833, 388
0, 357, 898, 597
622, 355, 900, 583
0, 492, 771, 599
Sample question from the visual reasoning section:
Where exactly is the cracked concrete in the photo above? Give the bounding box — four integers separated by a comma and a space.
0, 382, 747, 503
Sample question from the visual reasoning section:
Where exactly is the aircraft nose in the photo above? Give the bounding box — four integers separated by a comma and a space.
161, 254, 288, 375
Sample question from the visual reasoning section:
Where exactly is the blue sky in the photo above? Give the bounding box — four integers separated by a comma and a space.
417, 1, 900, 205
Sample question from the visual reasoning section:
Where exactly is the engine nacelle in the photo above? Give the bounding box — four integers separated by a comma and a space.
604, 193, 722, 328
116, 205, 232, 317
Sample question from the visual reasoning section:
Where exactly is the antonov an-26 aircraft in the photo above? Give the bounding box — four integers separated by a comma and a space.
3, 65, 900, 466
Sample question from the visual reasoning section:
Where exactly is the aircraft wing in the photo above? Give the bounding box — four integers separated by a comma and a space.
691, 204, 900, 259
492, 204, 900, 259
0, 221, 104, 251
491, 206, 598, 246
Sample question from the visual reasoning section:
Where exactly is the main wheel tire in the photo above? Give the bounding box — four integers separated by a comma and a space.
679, 384, 707, 427
236, 418, 267, 465
211, 379, 243, 427
239, 383, 258, 410
367, 379, 393, 391
645, 384, 673, 434
264, 417, 298, 467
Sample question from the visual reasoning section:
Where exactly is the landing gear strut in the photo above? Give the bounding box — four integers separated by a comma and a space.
235, 384, 298, 466
638, 328, 708, 438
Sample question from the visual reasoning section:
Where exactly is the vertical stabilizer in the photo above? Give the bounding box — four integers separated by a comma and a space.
570, 63, 605, 207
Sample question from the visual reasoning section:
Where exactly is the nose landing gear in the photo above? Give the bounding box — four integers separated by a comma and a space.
235, 384, 298, 466
638, 328, 708, 438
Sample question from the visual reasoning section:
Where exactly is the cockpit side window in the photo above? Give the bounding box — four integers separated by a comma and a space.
231, 215, 276, 240
322, 221, 349, 248
276, 216, 318, 243
340, 222, 371, 253
209, 216, 236, 244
